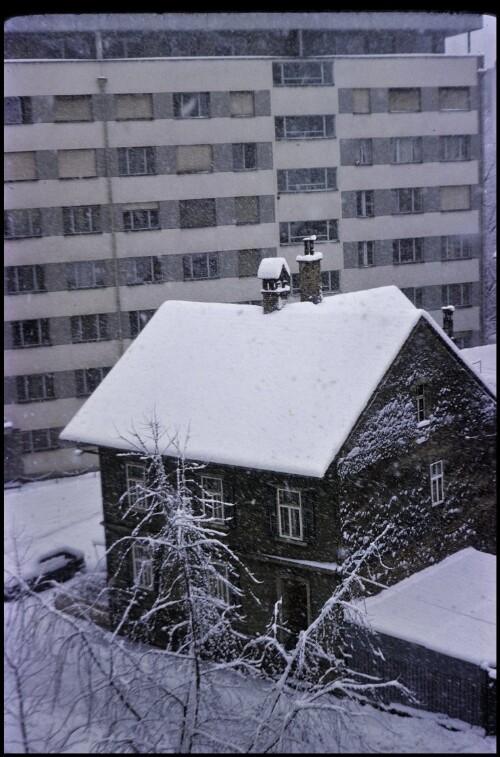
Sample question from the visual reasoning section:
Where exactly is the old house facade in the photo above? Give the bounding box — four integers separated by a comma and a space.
61, 248, 496, 646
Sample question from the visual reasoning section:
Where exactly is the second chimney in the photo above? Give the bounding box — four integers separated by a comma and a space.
296, 236, 323, 304
441, 305, 455, 342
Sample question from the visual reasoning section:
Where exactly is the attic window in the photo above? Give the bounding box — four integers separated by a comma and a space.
415, 383, 428, 423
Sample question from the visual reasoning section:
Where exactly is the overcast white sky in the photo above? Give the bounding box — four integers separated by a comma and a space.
445, 14, 496, 68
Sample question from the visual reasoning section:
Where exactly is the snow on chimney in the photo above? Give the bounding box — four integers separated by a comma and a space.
296, 236, 323, 304
258, 257, 291, 314
441, 305, 455, 342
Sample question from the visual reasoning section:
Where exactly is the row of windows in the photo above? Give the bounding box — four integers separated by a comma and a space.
4, 90, 257, 125
351, 86, 470, 113
12, 367, 112, 403
4, 195, 267, 238
400, 283, 472, 310
4, 142, 261, 182
354, 185, 472, 217
125, 463, 446, 547
4, 234, 475, 297
351, 135, 471, 165
21, 427, 64, 454
4, 85, 471, 128
356, 237, 473, 268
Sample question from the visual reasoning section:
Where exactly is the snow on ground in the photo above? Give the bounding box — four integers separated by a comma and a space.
461, 343, 497, 394
3, 472, 497, 752
4, 471, 104, 579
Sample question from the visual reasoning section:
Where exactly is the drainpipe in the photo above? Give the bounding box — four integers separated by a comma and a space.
97, 76, 124, 357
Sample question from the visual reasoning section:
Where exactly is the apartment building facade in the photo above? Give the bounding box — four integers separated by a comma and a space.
4, 13, 485, 479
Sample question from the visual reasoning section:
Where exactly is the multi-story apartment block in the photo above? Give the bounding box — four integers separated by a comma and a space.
4, 13, 486, 479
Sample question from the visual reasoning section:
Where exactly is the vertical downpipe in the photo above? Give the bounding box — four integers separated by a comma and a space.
97, 76, 124, 357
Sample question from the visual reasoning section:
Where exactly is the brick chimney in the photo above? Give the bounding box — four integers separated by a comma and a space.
441, 305, 455, 341
296, 236, 323, 304
258, 257, 291, 314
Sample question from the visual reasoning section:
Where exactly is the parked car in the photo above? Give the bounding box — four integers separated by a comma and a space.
4, 546, 85, 601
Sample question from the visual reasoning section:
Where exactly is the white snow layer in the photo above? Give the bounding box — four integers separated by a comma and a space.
257, 256, 290, 279
356, 548, 496, 669
59, 286, 490, 477
461, 343, 497, 395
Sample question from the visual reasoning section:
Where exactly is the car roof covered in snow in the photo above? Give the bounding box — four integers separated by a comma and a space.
60, 285, 489, 477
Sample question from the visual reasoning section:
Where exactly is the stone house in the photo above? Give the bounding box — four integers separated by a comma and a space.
61, 241, 496, 647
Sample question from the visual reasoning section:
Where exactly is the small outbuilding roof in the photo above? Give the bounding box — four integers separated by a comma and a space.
60, 285, 489, 477
354, 548, 496, 669
257, 257, 290, 280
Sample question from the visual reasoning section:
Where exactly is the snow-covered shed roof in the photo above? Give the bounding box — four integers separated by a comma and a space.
354, 548, 496, 670
60, 285, 489, 477
257, 257, 290, 280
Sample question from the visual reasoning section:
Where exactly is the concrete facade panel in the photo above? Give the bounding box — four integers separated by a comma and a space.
5, 122, 104, 151
274, 139, 340, 168
277, 192, 341, 220
341, 210, 479, 241
337, 110, 479, 138
334, 56, 479, 87
271, 87, 338, 115
339, 160, 479, 190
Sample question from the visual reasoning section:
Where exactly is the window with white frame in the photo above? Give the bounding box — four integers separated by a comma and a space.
439, 87, 469, 111
75, 367, 111, 397
388, 88, 421, 112
131, 543, 154, 589
124, 256, 162, 286
118, 147, 155, 176
277, 167, 337, 193
12, 319, 50, 349
442, 283, 472, 308
123, 206, 160, 231
63, 205, 101, 235
4, 151, 37, 182
440, 185, 470, 212
16, 373, 54, 403
321, 270, 340, 293
230, 91, 254, 117
201, 476, 225, 522
441, 235, 472, 260
401, 286, 423, 308
415, 383, 428, 422
209, 562, 230, 605
173, 92, 210, 119
6, 265, 45, 294
395, 188, 422, 214
279, 219, 338, 245
272, 61, 333, 86
391, 137, 422, 164
352, 88, 370, 114
58, 149, 97, 179
176, 144, 213, 174
430, 461, 444, 505
357, 139, 372, 165
126, 463, 148, 511
275, 115, 335, 140
183, 252, 219, 280
67, 260, 106, 289
278, 488, 303, 541
358, 241, 374, 267
115, 93, 153, 120
356, 190, 374, 218
54, 95, 92, 122
393, 238, 423, 264
440, 135, 470, 162
4, 96, 32, 125
129, 309, 155, 338
70, 314, 109, 343
232, 143, 257, 171
4, 208, 42, 239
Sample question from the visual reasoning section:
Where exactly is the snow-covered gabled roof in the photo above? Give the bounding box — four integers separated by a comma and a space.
60, 285, 483, 477
257, 257, 290, 280
353, 548, 496, 669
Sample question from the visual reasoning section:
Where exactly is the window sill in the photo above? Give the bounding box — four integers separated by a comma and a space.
5, 236, 43, 241
63, 231, 103, 237
59, 176, 99, 181
281, 239, 339, 246
125, 280, 163, 286
6, 289, 47, 296
183, 276, 220, 282
230, 114, 255, 118
392, 211, 424, 216
439, 158, 470, 163
393, 260, 424, 265
115, 117, 154, 122
4, 178, 38, 183
440, 209, 472, 213
274, 536, 308, 547
278, 188, 338, 194
122, 227, 160, 232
